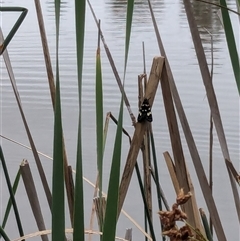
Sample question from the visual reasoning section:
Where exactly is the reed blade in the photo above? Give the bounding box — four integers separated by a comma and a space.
0, 146, 24, 240
52, 1, 65, 241
102, 97, 124, 241
2, 169, 21, 229
73, 0, 86, 240
219, 0, 240, 94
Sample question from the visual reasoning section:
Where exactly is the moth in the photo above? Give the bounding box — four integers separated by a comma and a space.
137, 98, 152, 122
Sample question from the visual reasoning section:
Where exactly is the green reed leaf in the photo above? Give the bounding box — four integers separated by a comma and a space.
2, 169, 21, 229
200, 209, 213, 241
102, 98, 123, 241
219, 0, 240, 94
52, 1, 65, 241
124, 0, 135, 76
0, 226, 10, 241
95, 28, 104, 229
73, 0, 86, 240
0, 146, 24, 240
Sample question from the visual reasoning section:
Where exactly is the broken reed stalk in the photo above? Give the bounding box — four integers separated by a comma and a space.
34, 0, 74, 223
117, 56, 164, 217
163, 152, 180, 193
160, 63, 201, 230
124, 228, 132, 241
163, 151, 204, 234
20, 160, 49, 241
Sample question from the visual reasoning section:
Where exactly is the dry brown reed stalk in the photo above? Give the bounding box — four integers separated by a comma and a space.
93, 196, 107, 229
138, 74, 145, 109
138, 73, 153, 221
147, 0, 227, 238
163, 151, 204, 235
20, 160, 49, 241
143, 132, 152, 220
183, 0, 240, 224
159, 189, 194, 241
117, 56, 164, 218
160, 64, 202, 230
203, 27, 214, 235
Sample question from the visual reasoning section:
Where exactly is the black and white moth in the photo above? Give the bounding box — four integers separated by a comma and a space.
137, 98, 152, 122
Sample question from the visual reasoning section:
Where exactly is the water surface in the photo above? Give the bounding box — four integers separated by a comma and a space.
0, 0, 239, 240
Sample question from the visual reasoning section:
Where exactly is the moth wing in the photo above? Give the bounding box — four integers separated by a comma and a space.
146, 113, 152, 122
138, 111, 147, 122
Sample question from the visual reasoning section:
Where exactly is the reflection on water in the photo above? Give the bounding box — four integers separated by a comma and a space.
180, 0, 223, 45
45, 0, 69, 17
108, 0, 223, 45
105, 0, 166, 24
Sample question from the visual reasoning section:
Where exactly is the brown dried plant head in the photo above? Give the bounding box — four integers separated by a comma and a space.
158, 189, 194, 241
176, 188, 192, 205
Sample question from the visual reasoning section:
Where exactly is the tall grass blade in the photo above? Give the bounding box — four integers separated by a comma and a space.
73, 0, 86, 240
87, 0, 136, 124
200, 209, 213, 241
2, 169, 21, 229
52, 1, 65, 241
135, 163, 156, 241
96, 21, 104, 205
149, 130, 166, 241
0, 146, 24, 239
149, 131, 164, 210
102, 97, 124, 241
124, 0, 134, 76
0, 226, 10, 241
219, 0, 240, 93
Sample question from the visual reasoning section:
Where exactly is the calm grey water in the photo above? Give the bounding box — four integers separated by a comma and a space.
0, 0, 239, 240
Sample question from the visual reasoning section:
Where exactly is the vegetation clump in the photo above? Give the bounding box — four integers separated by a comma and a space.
159, 189, 194, 241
